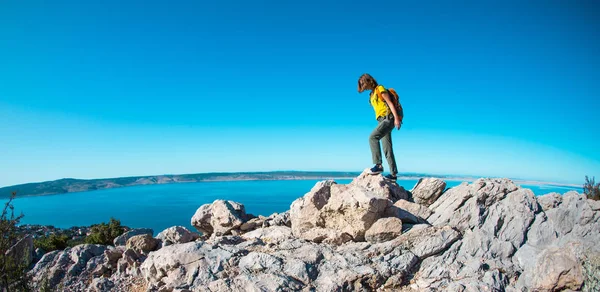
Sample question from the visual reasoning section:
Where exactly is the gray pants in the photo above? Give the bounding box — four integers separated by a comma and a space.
369, 115, 398, 175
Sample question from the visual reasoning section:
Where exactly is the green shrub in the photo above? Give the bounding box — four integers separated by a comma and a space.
0, 192, 32, 291
66, 238, 86, 247
84, 217, 125, 245
33, 234, 70, 252
584, 176, 600, 201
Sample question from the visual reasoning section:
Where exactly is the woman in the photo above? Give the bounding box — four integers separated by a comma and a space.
358, 73, 401, 180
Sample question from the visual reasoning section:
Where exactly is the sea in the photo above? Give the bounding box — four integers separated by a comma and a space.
6, 179, 583, 236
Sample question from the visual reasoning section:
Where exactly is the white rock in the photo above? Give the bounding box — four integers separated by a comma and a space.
241, 226, 294, 244
290, 172, 396, 243
410, 177, 447, 206
365, 217, 403, 243
156, 226, 199, 246
191, 200, 248, 236
113, 228, 154, 246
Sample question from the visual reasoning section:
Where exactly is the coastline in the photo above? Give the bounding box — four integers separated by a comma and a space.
1, 171, 583, 199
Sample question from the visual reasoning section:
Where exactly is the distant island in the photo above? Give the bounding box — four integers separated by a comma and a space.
0, 171, 580, 199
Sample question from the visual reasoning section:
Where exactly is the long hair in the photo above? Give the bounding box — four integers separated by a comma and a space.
358, 73, 378, 93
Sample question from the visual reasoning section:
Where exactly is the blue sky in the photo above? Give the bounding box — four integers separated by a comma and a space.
1, 0, 599, 187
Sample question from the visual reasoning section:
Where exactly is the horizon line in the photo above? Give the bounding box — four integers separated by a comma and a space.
0, 169, 584, 189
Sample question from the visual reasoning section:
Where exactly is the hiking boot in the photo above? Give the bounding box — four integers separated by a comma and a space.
384, 174, 397, 181
369, 164, 383, 174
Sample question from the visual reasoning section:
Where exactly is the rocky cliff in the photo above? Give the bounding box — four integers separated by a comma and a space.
26, 170, 600, 291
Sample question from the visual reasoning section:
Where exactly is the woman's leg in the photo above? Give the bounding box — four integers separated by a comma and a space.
369, 118, 394, 170
381, 130, 398, 176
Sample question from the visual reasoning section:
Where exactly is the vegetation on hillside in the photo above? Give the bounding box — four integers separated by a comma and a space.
33, 234, 69, 252
84, 218, 125, 245
584, 176, 600, 201
0, 192, 32, 291
32, 218, 125, 252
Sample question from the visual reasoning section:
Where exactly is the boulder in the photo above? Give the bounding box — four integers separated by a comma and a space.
30, 244, 107, 290
410, 177, 447, 206
113, 228, 153, 246
116, 248, 144, 276
126, 234, 160, 253
314, 241, 418, 291
365, 217, 403, 243
395, 199, 432, 219
191, 200, 249, 236
156, 226, 199, 246
140, 241, 236, 289
263, 211, 291, 228
537, 192, 562, 211
480, 188, 540, 248
349, 169, 409, 202
525, 191, 600, 252
428, 178, 520, 231
189, 203, 212, 235
239, 217, 264, 231
289, 180, 335, 236
386, 225, 461, 259
517, 245, 584, 291
386, 199, 431, 224
290, 171, 402, 243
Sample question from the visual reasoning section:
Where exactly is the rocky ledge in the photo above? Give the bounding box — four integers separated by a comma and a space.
26, 170, 600, 291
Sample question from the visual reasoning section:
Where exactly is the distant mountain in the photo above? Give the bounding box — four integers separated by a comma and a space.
1, 171, 368, 198
2, 171, 574, 199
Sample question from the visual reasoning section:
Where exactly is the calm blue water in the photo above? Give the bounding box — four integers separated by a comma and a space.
6, 179, 582, 236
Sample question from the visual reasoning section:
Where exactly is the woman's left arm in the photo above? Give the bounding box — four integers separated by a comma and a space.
381, 92, 401, 129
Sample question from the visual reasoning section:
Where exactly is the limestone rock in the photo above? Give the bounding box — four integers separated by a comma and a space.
428, 178, 520, 231
365, 217, 403, 243
393, 225, 460, 259
238, 252, 282, 273
140, 241, 237, 289
480, 188, 540, 248
388, 199, 432, 223
517, 246, 584, 291
113, 228, 153, 246
290, 173, 397, 243
126, 234, 160, 253
410, 177, 447, 206
191, 200, 249, 236
189, 203, 212, 235
537, 192, 562, 211
239, 217, 264, 231
263, 211, 291, 228
241, 226, 294, 244
350, 169, 409, 202
299, 227, 353, 244
30, 244, 107, 290
289, 180, 336, 237
156, 226, 199, 246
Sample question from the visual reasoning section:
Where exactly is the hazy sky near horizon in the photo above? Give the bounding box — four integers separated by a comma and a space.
1, 0, 599, 187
